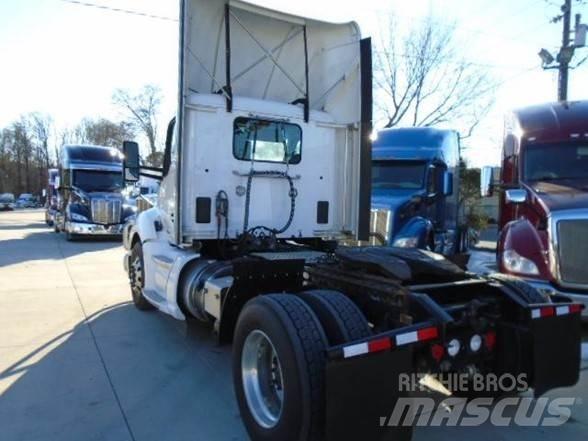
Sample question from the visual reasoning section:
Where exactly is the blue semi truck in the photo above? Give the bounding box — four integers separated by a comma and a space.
370, 127, 469, 259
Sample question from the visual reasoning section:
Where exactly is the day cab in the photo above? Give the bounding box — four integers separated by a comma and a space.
482, 101, 588, 315
55, 145, 136, 240
370, 127, 465, 258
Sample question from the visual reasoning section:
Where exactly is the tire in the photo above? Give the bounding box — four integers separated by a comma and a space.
129, 242, 155, 311
489, 273, 549, 304
233, 294, 327, 441
65, 231, 77, 242
297, 290, 371, 345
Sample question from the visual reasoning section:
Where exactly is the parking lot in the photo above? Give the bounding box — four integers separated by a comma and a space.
1, 210, 588, 441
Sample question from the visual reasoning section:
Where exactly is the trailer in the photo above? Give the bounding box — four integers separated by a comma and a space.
121, 1, 583, 440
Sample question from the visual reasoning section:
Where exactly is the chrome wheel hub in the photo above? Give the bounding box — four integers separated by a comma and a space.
241, 330, 284, 428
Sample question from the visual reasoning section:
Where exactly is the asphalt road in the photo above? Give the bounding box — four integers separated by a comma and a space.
1, 210, 587, 441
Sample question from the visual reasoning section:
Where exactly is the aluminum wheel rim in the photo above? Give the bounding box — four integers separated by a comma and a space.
130, 255, 143, 291
241, 330, 284, 428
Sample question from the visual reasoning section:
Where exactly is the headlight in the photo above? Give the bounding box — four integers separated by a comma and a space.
469, 335, 482, 352
393, 236, 419, 248
503, 249, 539, 276
447, 339, 461, 357
69, 212, 89, 222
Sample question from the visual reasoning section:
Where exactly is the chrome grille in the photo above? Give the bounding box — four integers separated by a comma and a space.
91, 199, 121, 225
369, 209, 392, 246
557, 219, 588, 286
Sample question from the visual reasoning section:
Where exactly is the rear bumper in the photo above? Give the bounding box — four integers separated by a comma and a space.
66, 221, 124, 236
525, 279, 588, 318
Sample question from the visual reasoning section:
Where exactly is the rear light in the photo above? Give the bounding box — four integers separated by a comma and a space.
469, 334, 482, 352
447, 339, 461, 357
431, 344, 445, 362
484, 330, 496, 351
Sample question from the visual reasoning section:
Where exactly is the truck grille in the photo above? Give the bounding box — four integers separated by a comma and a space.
91, 199, 121, 225
369, 209, 392, 246
557, 219, 588, 286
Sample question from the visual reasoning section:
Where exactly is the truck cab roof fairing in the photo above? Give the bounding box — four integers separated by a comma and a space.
183, 0, 362, 125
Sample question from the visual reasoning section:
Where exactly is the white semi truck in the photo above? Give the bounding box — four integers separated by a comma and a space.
122, 1, 583, 440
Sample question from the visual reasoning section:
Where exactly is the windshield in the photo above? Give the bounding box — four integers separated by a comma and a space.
73, 170, 123, 192
0, 194, 14, 202
524, 143, 588, 182
372, 160, 427, 190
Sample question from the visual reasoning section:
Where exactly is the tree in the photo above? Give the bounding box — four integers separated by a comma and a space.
112, 84, 161, 157
374, 15, 496, 137
75, 118, 134, 149
458, 159, 489, 231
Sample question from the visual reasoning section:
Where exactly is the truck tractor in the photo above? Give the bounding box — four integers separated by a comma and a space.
370, 127, 467, 260
481, 101, 588, 317
55, 144, 136, 240
122, 2, 583, 440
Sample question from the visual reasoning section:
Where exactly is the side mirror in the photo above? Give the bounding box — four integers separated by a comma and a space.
480, 166, 494, 197
443, 171, 454, 196
123, 141, 140, 183
505, 189, 527, 204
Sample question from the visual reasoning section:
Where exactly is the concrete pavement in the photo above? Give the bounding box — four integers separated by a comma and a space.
0, 210, 586, 441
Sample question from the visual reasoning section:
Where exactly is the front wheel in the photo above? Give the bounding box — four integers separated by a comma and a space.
233, 294, 327, 441
129, 242, 155, 310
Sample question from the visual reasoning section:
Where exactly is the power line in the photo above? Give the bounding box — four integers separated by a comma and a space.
59, 0, 177, 22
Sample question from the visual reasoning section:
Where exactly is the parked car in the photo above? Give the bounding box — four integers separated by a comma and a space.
481, 100, 588, 316
0, 193, 16, 211
16, 193, 35, 208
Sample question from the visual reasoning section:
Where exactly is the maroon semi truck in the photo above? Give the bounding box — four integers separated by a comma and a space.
482, 101, 588, 316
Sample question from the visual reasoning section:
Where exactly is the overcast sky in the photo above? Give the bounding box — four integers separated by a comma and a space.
1, 0, 587, 166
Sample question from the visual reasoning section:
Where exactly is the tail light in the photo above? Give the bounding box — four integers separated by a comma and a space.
484, 330, 496, 351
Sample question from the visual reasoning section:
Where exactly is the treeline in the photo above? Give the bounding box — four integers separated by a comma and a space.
0, 85, 163, 196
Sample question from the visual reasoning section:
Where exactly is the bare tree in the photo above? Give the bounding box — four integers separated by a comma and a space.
75, 118, 135, 149
374, 15, 496, 137
112, 84, 161, 156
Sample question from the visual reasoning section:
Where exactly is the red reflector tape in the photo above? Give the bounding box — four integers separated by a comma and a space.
368, 337, 393, 353
417, 327, 439, 341
396, 327, 439, 346
531, 304, 583, 319
342, 337, 393, 359
570, 304, 583, 314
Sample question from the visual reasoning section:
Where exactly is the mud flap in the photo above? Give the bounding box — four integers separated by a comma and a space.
326, 347, 414, 441
530, 313, 582, 396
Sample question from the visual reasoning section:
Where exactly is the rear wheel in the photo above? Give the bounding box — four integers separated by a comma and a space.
297, 290, 371, 345
233, 294, 327, 441
129, 242, 155, 310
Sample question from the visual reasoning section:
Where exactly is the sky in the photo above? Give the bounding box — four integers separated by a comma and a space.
1, 0, 587, 166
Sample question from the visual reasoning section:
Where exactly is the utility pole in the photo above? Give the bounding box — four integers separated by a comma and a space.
558, 0, 572, 101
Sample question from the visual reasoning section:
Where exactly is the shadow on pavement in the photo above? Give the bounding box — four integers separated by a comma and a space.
0, 229, 121, 268
0, 303, 247, 441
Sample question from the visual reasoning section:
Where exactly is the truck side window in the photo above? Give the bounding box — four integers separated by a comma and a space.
233, 117, 302, 164
163, 117, 176, 176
